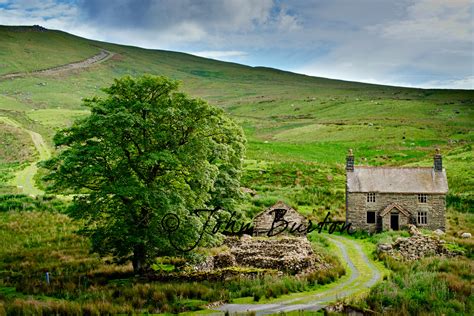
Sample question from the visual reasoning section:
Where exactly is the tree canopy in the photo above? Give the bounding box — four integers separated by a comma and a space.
43, 75, 246, 274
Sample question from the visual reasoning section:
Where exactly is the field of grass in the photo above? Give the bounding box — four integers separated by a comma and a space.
0, 205, 346, 314
0, 25, 472, 314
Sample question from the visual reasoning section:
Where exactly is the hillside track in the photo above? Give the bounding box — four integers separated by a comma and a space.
216, 235, 382, 315
0, 49, 114, 80
0, 116, 51, 195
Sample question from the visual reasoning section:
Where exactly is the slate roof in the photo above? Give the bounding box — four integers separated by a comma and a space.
253, 201, 305, 220
347, 167, 448, 194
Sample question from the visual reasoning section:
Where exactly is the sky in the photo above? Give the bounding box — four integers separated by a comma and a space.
0, 0, 473, 89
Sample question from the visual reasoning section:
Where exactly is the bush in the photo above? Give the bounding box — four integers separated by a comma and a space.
0, 194, 67, 213
447, 193, 474, 213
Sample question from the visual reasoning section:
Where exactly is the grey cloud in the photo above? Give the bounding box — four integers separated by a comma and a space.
293, 0, 473, 88
78, 0, 274, 32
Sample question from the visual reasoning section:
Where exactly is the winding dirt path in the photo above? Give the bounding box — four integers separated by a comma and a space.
0, 116, 51, 195
217, 235, 382, 315
0, 49, 115, 193
0, 49, 113, 80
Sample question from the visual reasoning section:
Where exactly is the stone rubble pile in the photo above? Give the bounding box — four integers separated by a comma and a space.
209, 235, 328, 274
377, 225, 459, 260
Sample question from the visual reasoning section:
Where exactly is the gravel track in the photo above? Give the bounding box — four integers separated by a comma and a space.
216, 235, 381, 315
0, 50, 113, 80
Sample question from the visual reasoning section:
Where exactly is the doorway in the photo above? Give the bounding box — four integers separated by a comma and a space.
390, 213, 399, 230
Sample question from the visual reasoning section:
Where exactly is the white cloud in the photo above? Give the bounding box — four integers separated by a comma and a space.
274, 8, 301, 31
417, 76, 474, 90
159, 22, 207, 43
294, 0, 473, 89
370, 0, 472, 42
0, 0, 79, 30
192, 50, 247, 59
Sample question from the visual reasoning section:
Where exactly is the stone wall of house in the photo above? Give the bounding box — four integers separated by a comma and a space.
347, 192, 445, 232
253, 207, 307, 236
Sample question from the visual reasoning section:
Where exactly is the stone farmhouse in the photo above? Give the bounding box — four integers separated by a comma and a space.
345, 149, 448, 233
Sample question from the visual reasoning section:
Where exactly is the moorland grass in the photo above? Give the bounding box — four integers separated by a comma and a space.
344, 229, 473, 315
355, 256, 474, 315
0, 207, 345, 314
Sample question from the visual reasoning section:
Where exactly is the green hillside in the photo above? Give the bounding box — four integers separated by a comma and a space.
0, 25, 473, 315
0, 25, 472, 219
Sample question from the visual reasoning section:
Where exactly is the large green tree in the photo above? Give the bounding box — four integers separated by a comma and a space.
43, 75, 246, 274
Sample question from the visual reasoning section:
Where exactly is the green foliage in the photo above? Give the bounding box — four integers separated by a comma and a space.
151, 263, 175, 272
447, 193, 474, 213
151, 256, 188, 273
349, 230, 410, 245
41, 75, 246, 274
362, 256, 473, 315
0, 194, 67, 213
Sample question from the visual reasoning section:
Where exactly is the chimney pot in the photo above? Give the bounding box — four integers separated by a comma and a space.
434, 148, 442, 172
346, 149, 354, 171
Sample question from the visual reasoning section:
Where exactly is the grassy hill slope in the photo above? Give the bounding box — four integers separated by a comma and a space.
0, 25, 472, 222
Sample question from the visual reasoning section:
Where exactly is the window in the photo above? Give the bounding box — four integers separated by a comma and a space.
418, 194, 427, 203
367, 192, 376, 203
367, 211, 376, 224
417, 211, 427, 225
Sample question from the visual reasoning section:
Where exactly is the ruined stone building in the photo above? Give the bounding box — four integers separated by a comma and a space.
345, 149, 448, 233
253, 201, 307, 237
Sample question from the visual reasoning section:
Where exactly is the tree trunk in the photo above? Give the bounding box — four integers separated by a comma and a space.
132, 243, 146, 275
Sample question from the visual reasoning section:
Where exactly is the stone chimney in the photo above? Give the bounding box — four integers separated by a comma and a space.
346, 149, 354, 172
434, 148, 442, 172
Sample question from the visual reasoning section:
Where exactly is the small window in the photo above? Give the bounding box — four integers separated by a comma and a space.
418, 194, 427, 203
417, 211, 427, 225
367, 211, 376, 224
367, 193, 376, 203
